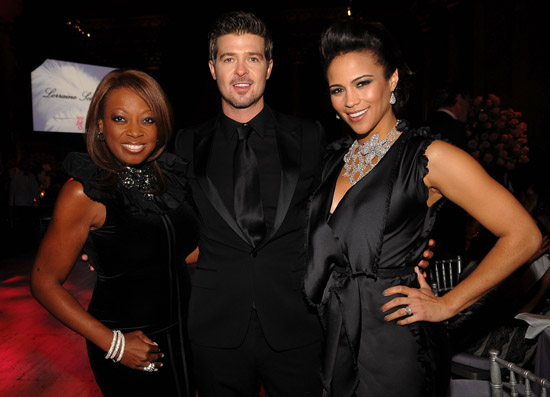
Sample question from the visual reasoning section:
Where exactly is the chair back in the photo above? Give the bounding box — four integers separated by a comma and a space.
428, 256, 462, 296
489, 349, 550, 396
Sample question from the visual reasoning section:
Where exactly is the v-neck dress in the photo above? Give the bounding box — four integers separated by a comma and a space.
304, 121, 451, 396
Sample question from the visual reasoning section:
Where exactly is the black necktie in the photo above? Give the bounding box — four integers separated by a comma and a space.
233, 124, 266, 246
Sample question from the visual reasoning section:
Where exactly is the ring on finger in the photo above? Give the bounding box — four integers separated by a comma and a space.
404, 306, 413, 316
143, 362, 155, 372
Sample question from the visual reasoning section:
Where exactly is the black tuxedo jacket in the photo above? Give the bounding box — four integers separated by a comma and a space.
174, 107, 326, 350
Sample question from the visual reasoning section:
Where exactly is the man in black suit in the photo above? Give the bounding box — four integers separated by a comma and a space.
174, 11, 326, 396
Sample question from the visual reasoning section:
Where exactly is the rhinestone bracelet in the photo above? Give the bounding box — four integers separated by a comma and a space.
114, 332, 125, 363
105, 330, 120, 360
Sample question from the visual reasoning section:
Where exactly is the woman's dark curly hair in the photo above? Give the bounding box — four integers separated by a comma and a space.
320, 18, 414, 113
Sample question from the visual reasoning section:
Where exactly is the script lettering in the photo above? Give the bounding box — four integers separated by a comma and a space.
43, 88, 78, 100
80, 91, 94, 101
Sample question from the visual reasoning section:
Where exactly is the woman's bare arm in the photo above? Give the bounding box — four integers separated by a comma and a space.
382, 140, 541, 324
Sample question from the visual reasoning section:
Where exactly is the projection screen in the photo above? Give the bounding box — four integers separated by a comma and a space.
31, 59, 115, 133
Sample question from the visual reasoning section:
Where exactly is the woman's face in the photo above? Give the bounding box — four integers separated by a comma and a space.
327, 50, 398, 137
98, 87, 158, 166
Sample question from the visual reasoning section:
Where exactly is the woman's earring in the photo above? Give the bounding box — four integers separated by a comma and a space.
389, 92, 396, 105
335, 113, 341, 120
97, 131, 105, 142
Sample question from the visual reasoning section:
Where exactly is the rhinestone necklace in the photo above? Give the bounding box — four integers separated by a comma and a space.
342, 121, 401, 186
117, 164, 158, 200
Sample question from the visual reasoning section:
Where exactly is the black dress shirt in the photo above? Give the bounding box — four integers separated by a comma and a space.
208, 107, 282, 234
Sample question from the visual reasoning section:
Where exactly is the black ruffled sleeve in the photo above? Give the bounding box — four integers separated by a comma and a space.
62, 152, 111, 203
62, 152, 190, 215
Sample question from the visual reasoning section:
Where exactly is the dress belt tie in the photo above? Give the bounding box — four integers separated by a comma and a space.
332, 264, 417, 280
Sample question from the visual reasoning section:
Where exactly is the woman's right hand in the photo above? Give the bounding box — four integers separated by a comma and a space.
381, 267, 450, 324
117, 330, 164, 371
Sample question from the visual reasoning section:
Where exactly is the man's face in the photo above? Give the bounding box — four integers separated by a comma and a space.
209, 33, 273, 120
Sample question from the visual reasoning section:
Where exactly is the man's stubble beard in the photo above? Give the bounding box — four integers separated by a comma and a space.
221, 90, 264, 110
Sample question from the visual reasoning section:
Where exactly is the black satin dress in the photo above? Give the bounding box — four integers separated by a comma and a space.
304, 122, 451, 396
63, 152, 199, 397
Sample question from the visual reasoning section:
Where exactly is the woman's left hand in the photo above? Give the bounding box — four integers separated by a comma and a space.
381, 267, 451, 325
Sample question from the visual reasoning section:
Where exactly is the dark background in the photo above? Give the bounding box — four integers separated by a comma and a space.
0, 0, 547, 188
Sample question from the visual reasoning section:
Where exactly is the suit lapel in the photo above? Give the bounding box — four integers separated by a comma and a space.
193, 109, 305, 248
259, 113, 301, 246
193, 117, 250, 244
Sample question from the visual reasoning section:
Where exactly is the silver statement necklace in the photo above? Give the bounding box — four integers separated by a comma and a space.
342, 120, 401, 186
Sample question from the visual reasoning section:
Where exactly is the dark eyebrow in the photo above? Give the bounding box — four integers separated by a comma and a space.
328, 74, 375, 90
352, 74, 374, 83
218, 51, 264, 59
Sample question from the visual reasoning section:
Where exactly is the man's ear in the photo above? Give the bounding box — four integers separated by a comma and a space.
266, 59, 274, 80
208, 60, 217, 80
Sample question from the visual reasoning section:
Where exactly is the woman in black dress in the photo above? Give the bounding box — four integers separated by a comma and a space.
31, 69, 198, 396
304, 19, 541, 396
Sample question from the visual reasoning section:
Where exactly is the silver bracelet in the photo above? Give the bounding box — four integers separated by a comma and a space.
104, 330, 119, 360
114, 332, 125, 363
111, 330, 122, 361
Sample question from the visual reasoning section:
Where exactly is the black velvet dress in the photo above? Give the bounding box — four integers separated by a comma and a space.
63, 152, 199, 397
304, 122, 451, 396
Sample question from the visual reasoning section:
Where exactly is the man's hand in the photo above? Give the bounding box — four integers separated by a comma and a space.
418, 239, 435, 271
527, 235, 549, 264
80, 253, 95, 272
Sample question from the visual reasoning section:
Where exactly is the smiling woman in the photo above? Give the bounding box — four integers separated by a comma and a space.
84, 70, 172, 179
98, 87, 158, 166
30, 69, 199, 396
303, 18, 541, 397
